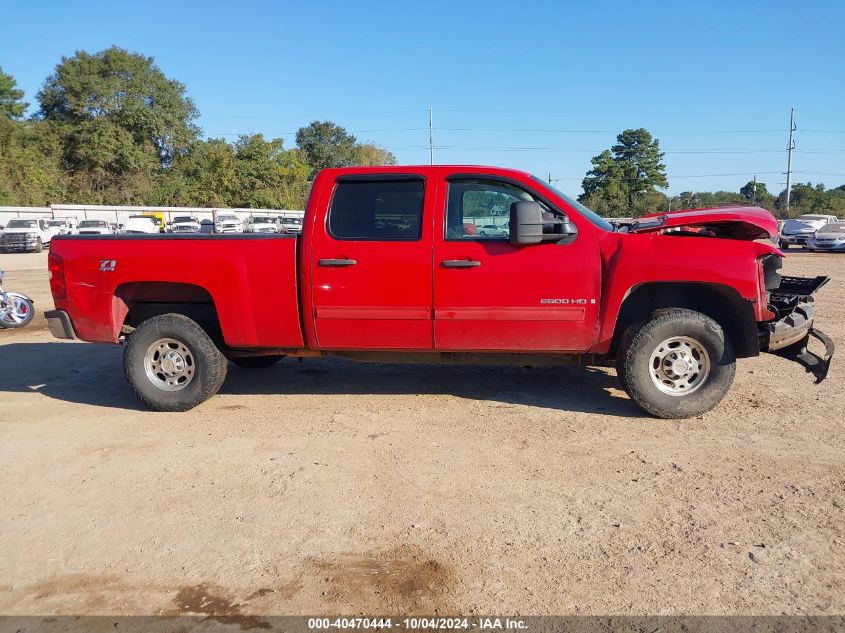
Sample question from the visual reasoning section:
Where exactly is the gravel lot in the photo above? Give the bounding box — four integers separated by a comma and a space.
0, 249, 842, 616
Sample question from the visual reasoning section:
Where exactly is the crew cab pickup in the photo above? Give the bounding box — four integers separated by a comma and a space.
45, 165, 835, 418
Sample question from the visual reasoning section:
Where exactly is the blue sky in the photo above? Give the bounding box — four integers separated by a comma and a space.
2, 0, 843, 196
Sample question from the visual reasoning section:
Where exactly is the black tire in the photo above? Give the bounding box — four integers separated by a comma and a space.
123, 313, 228, 411
230, 355, 282, 369
616, 309, 735, 419
34, 239, 43, 253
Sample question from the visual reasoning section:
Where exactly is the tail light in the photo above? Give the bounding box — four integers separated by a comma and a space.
48, 251, 66, 299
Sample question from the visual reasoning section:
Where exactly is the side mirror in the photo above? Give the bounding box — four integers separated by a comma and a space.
509, 201, 576, 245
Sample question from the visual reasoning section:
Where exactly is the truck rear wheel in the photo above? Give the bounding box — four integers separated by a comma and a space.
617, 309, 735, 419
35, 238, 43, 253
123, 313, 227, 411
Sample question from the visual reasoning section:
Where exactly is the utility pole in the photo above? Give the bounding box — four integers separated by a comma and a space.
428, 107, 434, 165
785, 107, 796, 212
752, 175, 757, 204
548, 172, 552, 184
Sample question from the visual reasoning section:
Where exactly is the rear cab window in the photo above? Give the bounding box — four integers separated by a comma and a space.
328, 178, 425, 241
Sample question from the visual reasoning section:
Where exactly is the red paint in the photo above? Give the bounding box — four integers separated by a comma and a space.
49, 164, 783, 356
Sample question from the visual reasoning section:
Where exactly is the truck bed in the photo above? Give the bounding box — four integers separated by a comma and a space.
49, 234, 304, 348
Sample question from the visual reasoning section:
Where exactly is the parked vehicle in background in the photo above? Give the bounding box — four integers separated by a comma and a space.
46, 165, 835, 419
214, 214, 243, 233
245, 215, 279, 233
808, 222, 845, 252
199, 219, 214, 234
45, 217, 79, 239
122, 216, 159, 234
0, 269, 35, 328
0, 217, 52, 252
779, 214, 838, 249
171, 216, 201, 233
477, 223, 508, 237
136, 212, 166, 233
279, 216, 303, 234
77, 219, 113, 235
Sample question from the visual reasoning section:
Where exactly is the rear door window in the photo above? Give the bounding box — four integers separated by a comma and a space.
328, 178, 424, 241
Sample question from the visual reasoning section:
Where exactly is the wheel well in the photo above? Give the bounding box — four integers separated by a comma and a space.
611, 282, 759, 358
115, 282, 222, 341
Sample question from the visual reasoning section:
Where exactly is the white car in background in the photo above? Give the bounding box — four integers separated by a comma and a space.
123, 216, 159, 234
808, 222, 845, 252
245, 215, 279, 233
214, 214, 243, 233
171, 215, 201, 233
279, 216, 304, 234
476, 223, 508, 237
44, 217, 78, 240
77, 219, 113, 235
779, 214, 838, 249
0, 217, 53, 252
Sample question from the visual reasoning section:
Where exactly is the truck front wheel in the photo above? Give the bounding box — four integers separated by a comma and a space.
617, 309, 735, 419
123, 313, 228, 411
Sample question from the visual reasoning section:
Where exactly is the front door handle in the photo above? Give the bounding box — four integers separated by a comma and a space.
441, 259, 481, 268
319, 258, 357, 267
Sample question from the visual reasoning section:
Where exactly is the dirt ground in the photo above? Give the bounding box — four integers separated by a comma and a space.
0, 250, 842, 617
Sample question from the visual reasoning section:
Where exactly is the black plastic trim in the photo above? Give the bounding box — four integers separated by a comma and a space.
771, 328, 834, 383
335, 173, 426, 182
44, 309, 77, 340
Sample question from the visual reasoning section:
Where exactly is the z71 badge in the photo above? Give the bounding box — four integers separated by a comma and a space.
99, 260, 116, 272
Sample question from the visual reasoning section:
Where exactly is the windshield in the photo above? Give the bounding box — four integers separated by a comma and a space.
6, 219, 37, 229
284, 218, 303, 225
253, 217, 274, 224
46, 220, 66, 226
79, 220, 105, 227
530, 176, 614, 231
820, 222, 845, 233
217, 215, 237, 222
173, 216, 196, 223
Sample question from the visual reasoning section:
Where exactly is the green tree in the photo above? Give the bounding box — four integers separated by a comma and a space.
612, 128, 668, 209
0, 118, 67, 205
354, 143, 397, 166
295, 120, 357, 175
739, 180, 775, 209
0, 67, 28, 119
580, 129, 667, 216
168, 139, 238, 207
35, 47, 199, 203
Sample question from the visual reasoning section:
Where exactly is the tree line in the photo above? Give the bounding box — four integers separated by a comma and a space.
1, 47, 843, 217
0, 48, 395, 210
578, 128, 845, 218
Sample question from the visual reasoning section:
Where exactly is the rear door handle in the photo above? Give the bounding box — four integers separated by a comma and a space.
441, 259, 481, 268
319, 258, 357, 267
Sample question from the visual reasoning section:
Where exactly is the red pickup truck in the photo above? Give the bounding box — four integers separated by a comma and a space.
45, 165, 834, 418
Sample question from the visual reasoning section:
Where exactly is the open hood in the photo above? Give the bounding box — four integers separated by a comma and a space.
627, 206, 777, 240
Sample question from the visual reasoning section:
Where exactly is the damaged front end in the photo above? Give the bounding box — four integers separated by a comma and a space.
759, 257, 835, 382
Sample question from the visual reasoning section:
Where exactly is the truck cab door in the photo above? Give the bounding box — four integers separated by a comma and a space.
309, 174, 434, 350
433, 176, 601, 351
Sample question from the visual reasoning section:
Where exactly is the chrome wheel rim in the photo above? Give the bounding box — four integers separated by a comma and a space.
143, 338, 195, 391
649, 336, 710, 396
0, 296, 31, 325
